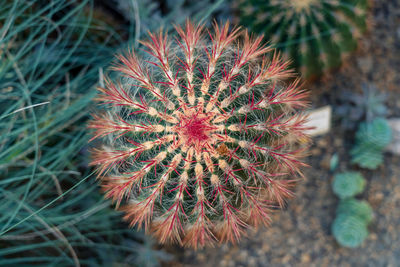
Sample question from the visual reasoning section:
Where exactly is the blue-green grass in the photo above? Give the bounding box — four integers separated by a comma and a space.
0, 0, 157, 266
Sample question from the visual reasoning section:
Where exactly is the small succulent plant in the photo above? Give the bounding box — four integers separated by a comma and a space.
236, 0, 369, 78
335, 83, 387, 130
337, 199, 373, 223
89, 21, 310, 248
331, 171, 372, 248
332, 171, 365, 199
351, 118, 392, 169
332, 213, 368, 248
354, 118, 392, 149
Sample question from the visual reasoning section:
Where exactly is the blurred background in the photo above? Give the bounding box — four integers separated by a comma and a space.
0, 0, 399, 266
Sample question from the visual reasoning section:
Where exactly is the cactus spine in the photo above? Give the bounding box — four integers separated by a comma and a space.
89, 21, 309, 248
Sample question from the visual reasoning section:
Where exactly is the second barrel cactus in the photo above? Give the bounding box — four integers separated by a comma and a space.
236, 0, 369, 78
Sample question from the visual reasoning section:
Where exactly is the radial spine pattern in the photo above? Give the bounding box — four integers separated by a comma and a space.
89, 21, 310, 248
237, 0, 369, 77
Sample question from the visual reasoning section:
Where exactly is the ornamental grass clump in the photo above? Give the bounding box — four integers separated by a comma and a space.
89, 20, 310, 248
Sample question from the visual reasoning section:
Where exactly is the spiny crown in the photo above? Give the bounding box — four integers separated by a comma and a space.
89, 20, 310, 248
238, 0, 369, 77
286, 0, 319, 12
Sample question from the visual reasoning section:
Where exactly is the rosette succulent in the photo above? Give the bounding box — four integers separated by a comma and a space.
332, 213, 368, 248
89, 21, 310, 248
331, 171, 372, 248
332, 171, 365, 199
351, 118, 392, 169
337, 199, 373, 223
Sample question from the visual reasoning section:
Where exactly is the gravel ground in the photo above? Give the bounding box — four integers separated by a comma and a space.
165, 0, 400, 266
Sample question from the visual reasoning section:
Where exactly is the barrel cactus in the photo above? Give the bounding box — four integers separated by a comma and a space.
89, 21, 310, 248
236, 0, 369, 78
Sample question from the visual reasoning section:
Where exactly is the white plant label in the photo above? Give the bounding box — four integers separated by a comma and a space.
303, 106, 332, 136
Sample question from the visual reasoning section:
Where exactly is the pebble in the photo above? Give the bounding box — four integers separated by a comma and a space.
311, 147, 322, 156
248, 257, 256, 267
320, 154, 332, 170
370, 233, 378, 241
237, 250, 248, 262
357, 56, 373, 74
316, 138, 328, 148
333, 138, 343, 147
281, 254, 291, 264
301, 253, 311, 263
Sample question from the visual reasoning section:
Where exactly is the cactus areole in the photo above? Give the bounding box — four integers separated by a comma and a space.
89, 21, 310, 248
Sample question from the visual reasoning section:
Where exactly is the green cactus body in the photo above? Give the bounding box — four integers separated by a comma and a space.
237, 0, 369, 77
332, 172, 365, 199
337, 199, 373, 223
332, 213, 368, 248
89, 21, 310, 248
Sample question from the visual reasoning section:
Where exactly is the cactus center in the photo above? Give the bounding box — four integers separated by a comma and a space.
174, 109, 218, 152
287, 0, 318, 11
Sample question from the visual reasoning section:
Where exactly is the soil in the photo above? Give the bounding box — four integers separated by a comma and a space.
164, 0, 400, 266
